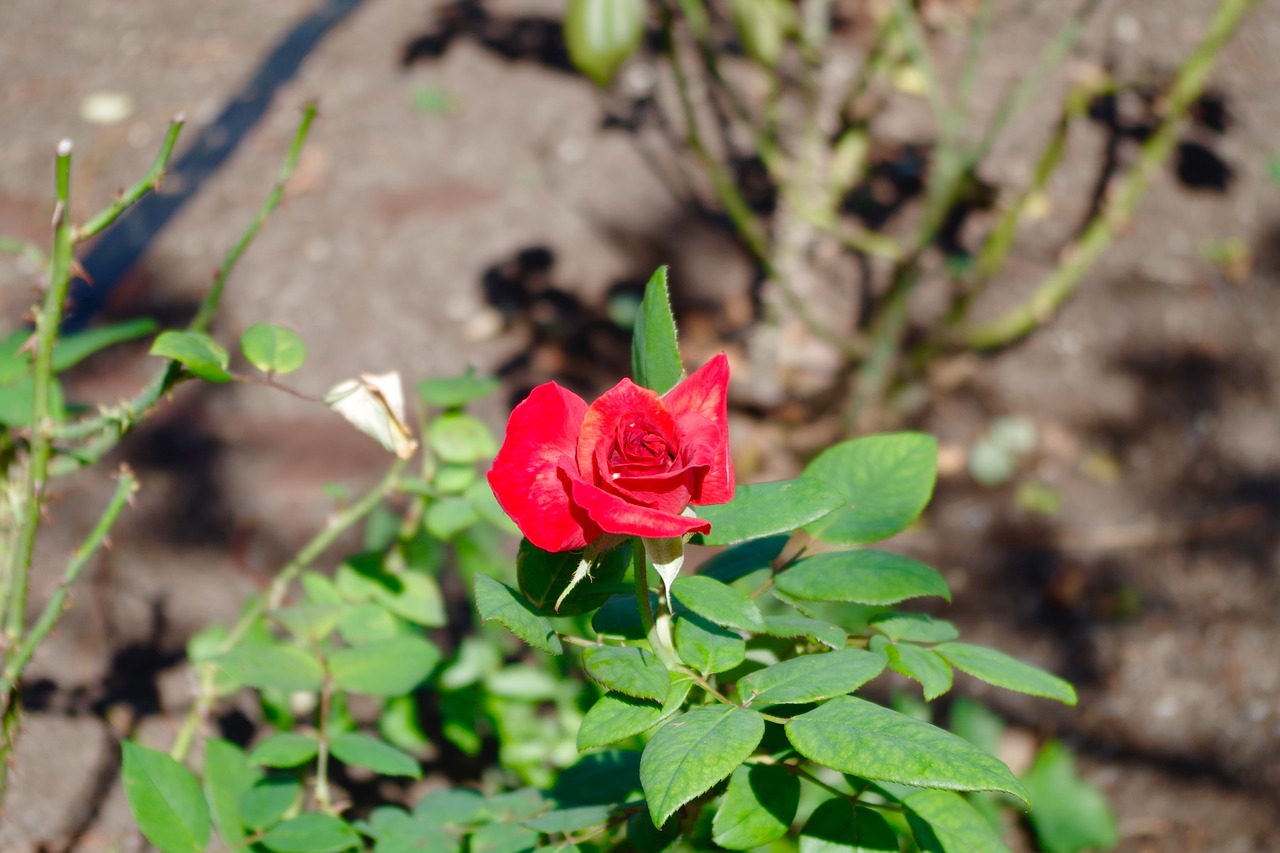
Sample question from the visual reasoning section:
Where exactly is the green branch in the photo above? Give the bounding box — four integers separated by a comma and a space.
74, 116, 185, 242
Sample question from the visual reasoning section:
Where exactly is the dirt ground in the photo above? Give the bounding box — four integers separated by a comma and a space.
1, 0, 1279, 850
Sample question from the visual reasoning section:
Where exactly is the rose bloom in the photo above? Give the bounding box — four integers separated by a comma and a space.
488, 354, 735, 552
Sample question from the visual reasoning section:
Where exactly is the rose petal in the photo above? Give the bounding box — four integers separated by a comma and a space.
663, 354, 734, 504
488, 382, 594, 552
565, 471, 711, 540
577, 378, 677, 483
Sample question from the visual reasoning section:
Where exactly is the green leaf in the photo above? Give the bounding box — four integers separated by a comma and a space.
414, 787, 485, 827
695, 479, 845, 546
518, 539, 631, 617
803, 433, 938, 544
776, 551, 950, 605
52, 317, 157, 372
875, 638, 953, 701
673, 612, 745, 674
799, 799, 898, 853
582, 645, 671, 701
338, 602, 402, 645
948, 698, 1004, 756
630, 266, 683, 394
738, 649, 885, 706
869, 613, 958, 643
239, 776, 302, 830
1021, 741, 1118, 853
204, 739, 261, 849
240, 323, 306, 375
672, 575, 764, 632
698, 535, 789, 584
469, 822, 540, 853
330, 732, 422, 778
711, 764, 798, 849
330, 635, 440, 696
640, 706, 765, 826
121, 742, 211, 853
272, 603, 341, 642
0, 376, 63, 428
424, 496, 479, 539
591, 592, 658, 640
150, 330, 232, 382
428, 412, 497, 463
523, 805, 614, 833
577, 675, 693, 750
418, 371, 500, 408
213, 642, 325, 692
474, 574, 563, 655
369, 808, 460, 852
905, 789, 1013, 853
786, 697, 1028, 804
728, 0, 794, 68
250, 732, 319, 767
553, 750, 645, 806
757, 613, 847, 650
934, 642, 1077, 705
261, 813, 361, 853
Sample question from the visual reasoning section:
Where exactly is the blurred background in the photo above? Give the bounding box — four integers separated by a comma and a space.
1, 0, 1278, 849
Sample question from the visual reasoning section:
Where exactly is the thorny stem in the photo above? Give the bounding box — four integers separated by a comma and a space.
74, 116, 185, 241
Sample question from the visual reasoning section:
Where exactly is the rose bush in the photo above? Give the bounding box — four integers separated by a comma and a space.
488, 353, 735, 552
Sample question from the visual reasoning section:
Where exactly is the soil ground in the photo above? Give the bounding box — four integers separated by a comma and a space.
1, 0, 1279, 850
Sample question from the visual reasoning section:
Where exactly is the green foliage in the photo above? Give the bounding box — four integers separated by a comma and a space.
565, 0, 646, 88
803, 433, 938, 544
631, 266, 684, 394
121, 742, 210, 853
737, 648, 885, 706
1022, 741, 1119, 853
696, 478, 846, 546
475, 574, 563, 655
240, 323, 307, 375
150, 330, 233, 383
776, 550, 951, 605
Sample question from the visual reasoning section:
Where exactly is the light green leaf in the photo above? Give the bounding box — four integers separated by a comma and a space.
52, 317, 157, 371
785, 697, 1029, 805
203, 739, 260, 849
757, 613, 847, 650
695, 479, 845, 546
698, 535, 789, 584
711, 764, 798, 849
905, 789, 1013, 853
474, 574, 562, 655
329, 635, 440, 696
417, 371, 499, 408
523, 805, 614, 833
1021, 741, 1118, 853
776, 551, 950, 605
582, 645, 671, 701
673, 612, 745, 674
424, 496, 479, 539
877, 639, 953, 701
239, 776, 302, 830
577, 674, 693, 750
261, 812, 360, 853
800, 799, 898, 853
121, 742, 210, 853
869, 612, 958, 643
150, 330, 232, 383
428, 412, 497, 463
672, 575, 764, 632
330, 732, 422, 778
728, 0, 794, 68
934, 642, 1077, 705
249, 732, 319, 767
639, 706, 765, 826
240, 323, 306, 375
413, 787, 485, 826
213, 642, 324, 692
803, 433, 938, 544
271, 603, 341, 642
469, 822, 540, 853
738, 649, 885, 706
948, 698, 1004, 756
631, 266, 683, 394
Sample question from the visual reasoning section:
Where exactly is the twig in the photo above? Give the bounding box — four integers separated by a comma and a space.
74, 117, 185, 242
963, 0, 1260, 349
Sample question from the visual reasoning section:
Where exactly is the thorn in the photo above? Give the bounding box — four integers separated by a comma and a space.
51, 200, 64, 228
70, 257, 92, 285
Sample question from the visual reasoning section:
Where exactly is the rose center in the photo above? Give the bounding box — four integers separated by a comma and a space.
609, 420, 675, 475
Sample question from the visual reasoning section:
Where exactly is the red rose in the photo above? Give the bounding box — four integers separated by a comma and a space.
488, 354, 735, 552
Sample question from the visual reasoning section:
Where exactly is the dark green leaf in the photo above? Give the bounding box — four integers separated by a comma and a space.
695, 479, 845, 546
239, 776, 302, 830
417, 372, 499, 408
261, 813, 361, 853
121, 742, 210, 853
738, 649, 886, 706
474, 574, 562, 655
673, 612, 745, 674
627, 811, 681, 853
213, 642, 324, 692
672, 575, 764, 631
757, 613, 847, 650
203, 738, 260, 849
150, 330, 232, 382
413, 787, 485, 827
776, 551, 950, 605
523, 805, 614, 833
330, 732, 421, 778
869, 612, 958, 643
1021, 741, 1118, 853
630, 266, 683, 394
799, 799, 898, 853
329, 635, 440, 696
640, 706, 765, 826
518, 539, 631, 617
905, 789, 1013, 853
698, 535, 789, 584
582, 645, 670, 701
552, 750, 644, 806
785, 697, 1029, 804
948, 698, 1004, 756
428, 413, 497, 463
240, 323, 306, 375
877, 639, 953, 701
934, 642, 1077, 705
52, 318, 157, 371
803, 433, 938, 544
249, 732, 319, 767
711, 764, 798, 849
577, 674, 693, 750
591, 592, 659, 640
